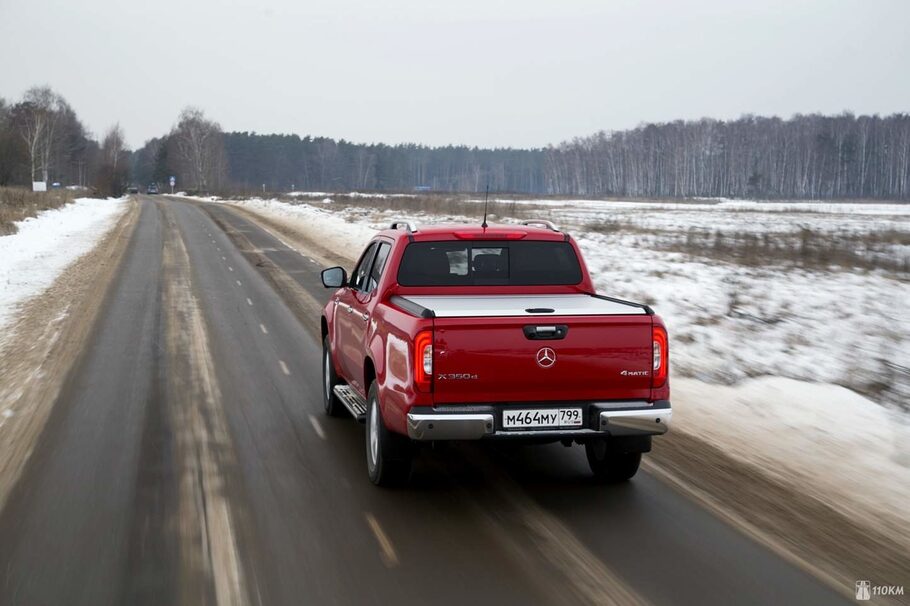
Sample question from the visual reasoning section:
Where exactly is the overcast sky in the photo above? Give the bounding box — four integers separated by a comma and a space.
1, 0, 908, 149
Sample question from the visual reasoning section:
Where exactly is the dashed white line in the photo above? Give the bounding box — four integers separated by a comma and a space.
278, 360, 290, 376
260, 323, 268, 334
246, 298, 253, 306
236, 280, 242, 286
228, 266, 234, 272
308, 414, 326, 440
222, 256, 226, 260
365, 513, 399, 568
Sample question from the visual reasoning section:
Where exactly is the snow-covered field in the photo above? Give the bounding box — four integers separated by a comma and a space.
0, 197, 127, 343
222, 193, 910, 541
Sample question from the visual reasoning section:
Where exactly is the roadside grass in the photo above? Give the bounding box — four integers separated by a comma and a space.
0, 187, 77, 235
658, 227, 910, 274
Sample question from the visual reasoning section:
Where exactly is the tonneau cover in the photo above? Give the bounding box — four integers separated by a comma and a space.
397, 294, 646, 318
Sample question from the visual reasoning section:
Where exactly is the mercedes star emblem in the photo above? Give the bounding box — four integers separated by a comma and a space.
536, 347, 556, 368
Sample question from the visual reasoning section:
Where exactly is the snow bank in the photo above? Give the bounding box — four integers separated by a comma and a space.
286, 191, 416, 199
484, 196, 910, 216
0, 197, 127, 339
230, 197, 377, 256
674, 376, 910, 542
574, 230, 910, 409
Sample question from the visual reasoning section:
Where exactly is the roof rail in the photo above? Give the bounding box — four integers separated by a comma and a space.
390, 219, 418, 233
520, 219, 560, 232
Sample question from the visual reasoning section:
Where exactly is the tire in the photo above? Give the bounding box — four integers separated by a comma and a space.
585, 439, 641, 483
365, 381, 413, 487
322, 336, 344, 417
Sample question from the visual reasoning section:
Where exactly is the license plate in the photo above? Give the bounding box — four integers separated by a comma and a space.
502, 408, 584, 429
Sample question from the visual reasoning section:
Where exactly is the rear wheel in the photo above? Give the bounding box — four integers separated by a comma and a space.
322, 337, 344, 417
365, 381, 413, 486
585, 440, 641, 482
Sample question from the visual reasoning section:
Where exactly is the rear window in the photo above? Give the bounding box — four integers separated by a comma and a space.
397, 241, 582, 286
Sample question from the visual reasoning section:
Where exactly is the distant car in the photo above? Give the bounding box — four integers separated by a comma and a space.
127, 185, 139, 194
147, 184, 159, 194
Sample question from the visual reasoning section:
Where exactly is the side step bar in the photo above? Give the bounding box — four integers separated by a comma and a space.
333, 385, 367, 422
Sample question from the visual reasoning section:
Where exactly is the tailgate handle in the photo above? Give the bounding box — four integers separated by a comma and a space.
523, 325, 568, 340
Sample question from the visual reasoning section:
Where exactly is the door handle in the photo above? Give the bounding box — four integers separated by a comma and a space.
360, 312, 369, 321
523, 324, 569, 340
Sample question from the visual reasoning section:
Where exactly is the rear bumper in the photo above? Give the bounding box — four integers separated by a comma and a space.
406, 400, 670, 441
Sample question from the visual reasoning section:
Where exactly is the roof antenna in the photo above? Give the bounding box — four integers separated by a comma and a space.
481, 183, 490, 229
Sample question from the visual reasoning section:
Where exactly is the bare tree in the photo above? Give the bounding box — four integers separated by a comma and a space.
93, 123, 130, 196
15, 86, 65, 183
172, 107, 225, 192
102, 124, 125, 171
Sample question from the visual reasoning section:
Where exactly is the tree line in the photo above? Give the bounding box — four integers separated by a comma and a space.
143, 112, 906, 199
0, 86, 130, 196
0, 87, 227, 197
543, 114, 910, 199
2, 85, 908, 199
132, 132, 544, 194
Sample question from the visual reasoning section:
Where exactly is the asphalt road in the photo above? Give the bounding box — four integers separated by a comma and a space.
0, 196, 852, 606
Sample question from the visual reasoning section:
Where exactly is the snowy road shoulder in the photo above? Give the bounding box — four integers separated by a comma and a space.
0, 197, 128, 341
673, 376, 910, 548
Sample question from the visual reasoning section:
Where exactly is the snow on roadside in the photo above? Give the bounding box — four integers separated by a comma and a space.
227, 197, 377, 256
573, 230, 910, 409
0, 197, 127, 342
674, 376, 910, 545
286, 191, 416, 199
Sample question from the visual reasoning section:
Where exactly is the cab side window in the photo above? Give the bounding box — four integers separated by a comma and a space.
351, 242, 378, 291
366, 243, 392, 293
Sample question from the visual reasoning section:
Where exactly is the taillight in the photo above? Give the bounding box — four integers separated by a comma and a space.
414, 330, 433, 392
652, 325, 668, 388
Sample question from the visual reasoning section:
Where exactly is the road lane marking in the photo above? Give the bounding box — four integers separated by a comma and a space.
308, 414, 326, 440
228, 266, 234, 272
246, 298, 253, 306
236, 280, 242, 286
259, 323, 268, 334
365, 513, 399, 568
278, 360, 290, 375
222, 256, 226, 260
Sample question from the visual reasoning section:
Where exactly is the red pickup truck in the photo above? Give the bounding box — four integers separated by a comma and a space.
320, 219, 670, 486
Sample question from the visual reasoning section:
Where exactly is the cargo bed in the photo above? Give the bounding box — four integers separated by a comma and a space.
392, 294, 650, 318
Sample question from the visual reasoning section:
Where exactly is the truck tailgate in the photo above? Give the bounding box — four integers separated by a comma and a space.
432, 314, 653, 404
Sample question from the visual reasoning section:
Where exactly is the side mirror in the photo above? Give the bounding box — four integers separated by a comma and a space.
321, 266, 348, 288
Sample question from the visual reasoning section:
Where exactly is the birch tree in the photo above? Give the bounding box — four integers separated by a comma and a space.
15, 86, 64, 183
172, 107, 225, 192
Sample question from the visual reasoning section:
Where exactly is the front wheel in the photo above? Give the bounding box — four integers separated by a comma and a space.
322, 337, 344, 417
365, 382, 413, 487
585, 440, 641, 483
